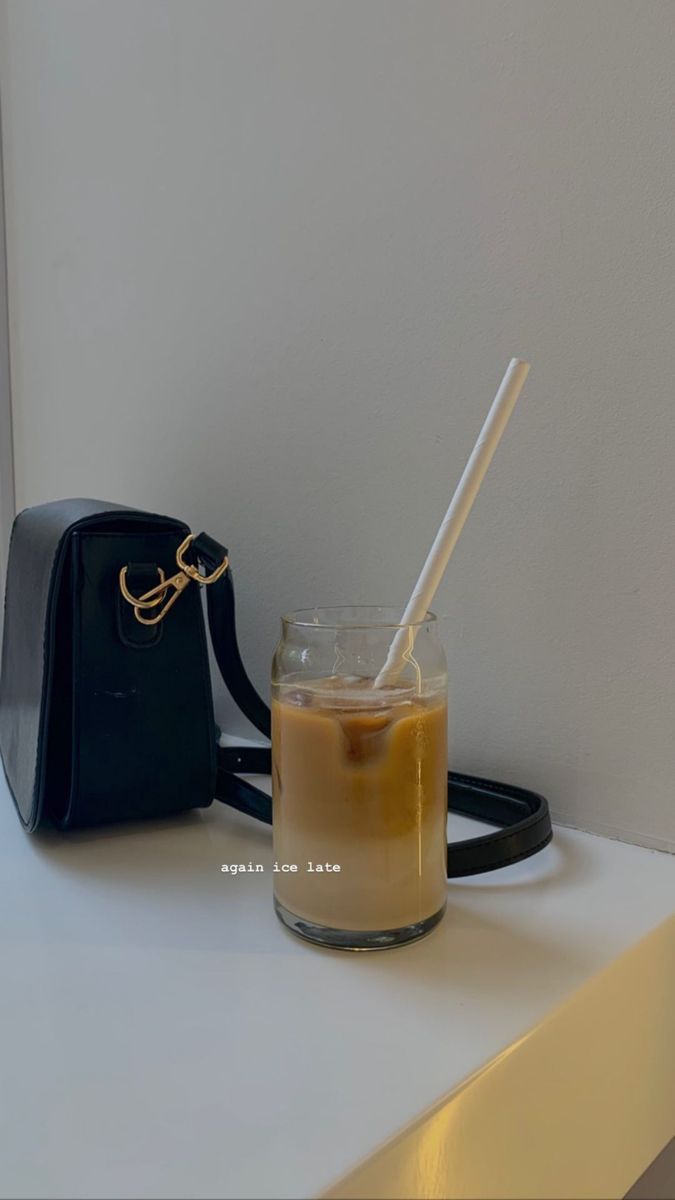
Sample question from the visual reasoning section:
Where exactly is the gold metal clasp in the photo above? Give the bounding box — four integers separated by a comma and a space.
118, 533, 229, 626
174, 533, 229, 585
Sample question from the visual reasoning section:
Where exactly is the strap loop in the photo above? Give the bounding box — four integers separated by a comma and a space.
119, 532, 229, 626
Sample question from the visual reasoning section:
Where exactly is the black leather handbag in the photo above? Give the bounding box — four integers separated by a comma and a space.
0, 499, 552, 876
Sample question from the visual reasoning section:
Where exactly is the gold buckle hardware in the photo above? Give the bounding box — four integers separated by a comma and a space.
118, 533, 229, 626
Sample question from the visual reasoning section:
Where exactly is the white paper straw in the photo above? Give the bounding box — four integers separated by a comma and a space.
374, 358, 530, 687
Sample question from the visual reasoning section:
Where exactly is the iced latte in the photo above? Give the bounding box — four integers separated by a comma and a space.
272, 675, 448, 946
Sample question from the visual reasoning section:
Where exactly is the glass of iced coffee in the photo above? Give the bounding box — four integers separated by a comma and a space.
272, 607, 448, 950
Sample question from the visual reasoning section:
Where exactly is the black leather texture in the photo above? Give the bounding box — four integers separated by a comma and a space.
0, 500, 552, 876
0, 500, 216, 829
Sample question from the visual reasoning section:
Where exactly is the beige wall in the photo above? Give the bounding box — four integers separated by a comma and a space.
2, 0, 675, 850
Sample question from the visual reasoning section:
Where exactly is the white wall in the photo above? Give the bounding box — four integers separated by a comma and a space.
0, 14, 14, 594
2, 0, 675, 850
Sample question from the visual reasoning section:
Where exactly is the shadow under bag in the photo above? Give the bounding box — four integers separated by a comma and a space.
0, 498, 552, 877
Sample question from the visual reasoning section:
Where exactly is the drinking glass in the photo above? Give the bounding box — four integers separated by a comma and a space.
271, 607, 448, 950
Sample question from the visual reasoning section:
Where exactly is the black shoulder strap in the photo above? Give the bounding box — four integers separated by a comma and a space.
194, 535, 553, 878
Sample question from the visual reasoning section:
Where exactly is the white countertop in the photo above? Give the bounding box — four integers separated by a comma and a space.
0, 769, 673, 1200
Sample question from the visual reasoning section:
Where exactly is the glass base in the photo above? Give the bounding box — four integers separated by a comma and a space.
274, 898, 446, 951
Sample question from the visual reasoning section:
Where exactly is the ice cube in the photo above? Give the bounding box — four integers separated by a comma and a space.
284, 687, 316, 708
337, 709, 395, 763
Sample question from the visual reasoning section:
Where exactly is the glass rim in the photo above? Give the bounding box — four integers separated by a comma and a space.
281, 605, 437, 631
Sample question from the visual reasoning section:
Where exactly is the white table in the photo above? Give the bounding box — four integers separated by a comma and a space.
0, 769, 673, 1199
